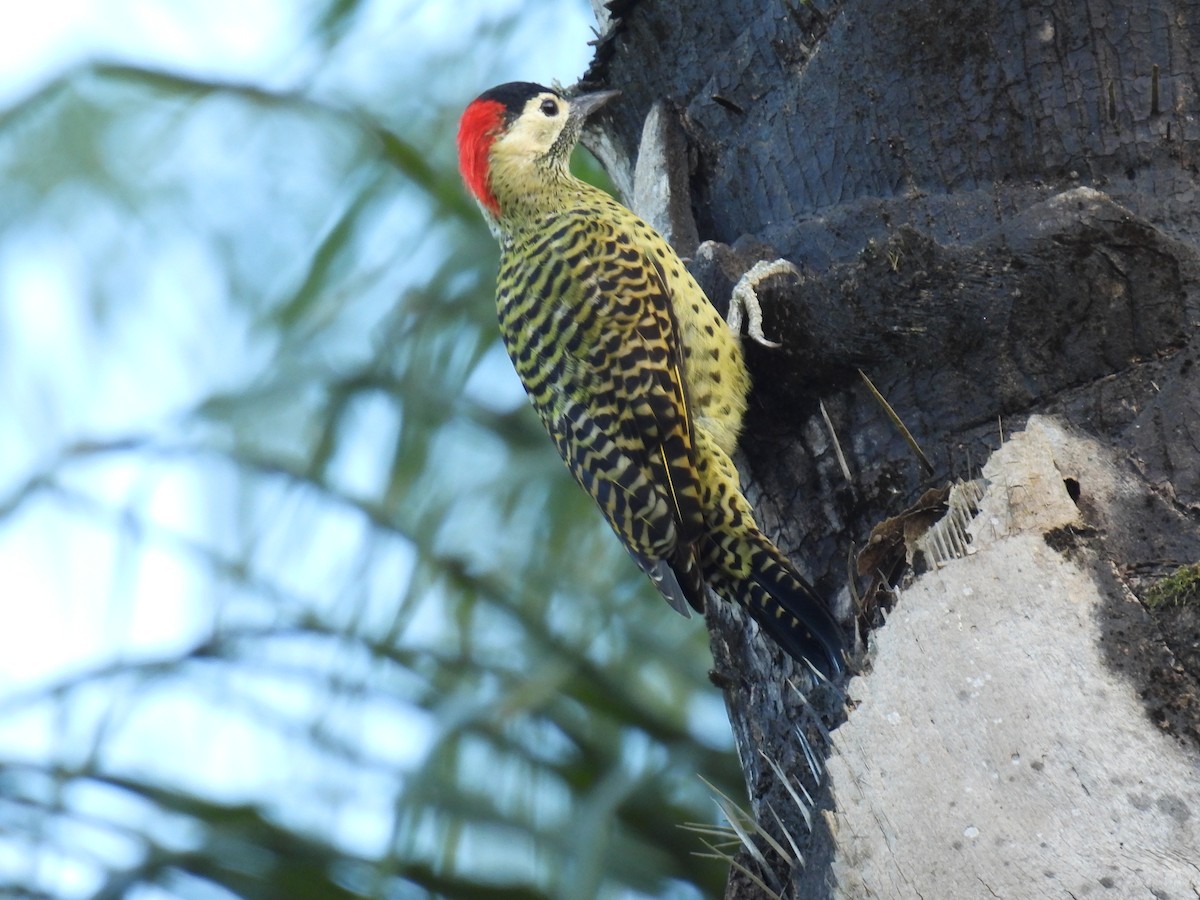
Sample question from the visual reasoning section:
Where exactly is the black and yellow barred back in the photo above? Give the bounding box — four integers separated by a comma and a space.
459, 82, 845, 675
498, 207, 709, 612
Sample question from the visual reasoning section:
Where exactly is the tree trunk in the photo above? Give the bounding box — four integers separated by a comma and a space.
581, 1, 1200, 896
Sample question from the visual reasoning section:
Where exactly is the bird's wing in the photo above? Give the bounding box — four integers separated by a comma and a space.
507, 214, 708, 614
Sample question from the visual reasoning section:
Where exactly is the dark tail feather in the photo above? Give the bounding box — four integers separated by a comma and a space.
712, 535, 845, 678
747, 566, 845, 678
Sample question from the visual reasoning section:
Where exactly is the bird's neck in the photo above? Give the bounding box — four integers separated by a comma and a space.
491, 162, 600, 237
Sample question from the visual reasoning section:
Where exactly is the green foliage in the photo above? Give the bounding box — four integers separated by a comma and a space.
1145, 563, 1200, 609
0, 3, 739, 899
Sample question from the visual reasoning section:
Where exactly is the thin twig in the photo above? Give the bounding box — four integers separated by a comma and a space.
858, 369, 934, 474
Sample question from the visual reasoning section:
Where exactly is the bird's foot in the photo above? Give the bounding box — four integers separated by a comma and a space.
726, 258, 800, 348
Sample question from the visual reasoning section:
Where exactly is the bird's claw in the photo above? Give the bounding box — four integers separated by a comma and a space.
727, 258, 800, 348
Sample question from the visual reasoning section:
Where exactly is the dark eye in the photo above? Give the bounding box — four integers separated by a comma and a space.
540, 98, 559, 116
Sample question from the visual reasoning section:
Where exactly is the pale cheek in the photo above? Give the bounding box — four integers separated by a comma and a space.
497, 123, 561, 157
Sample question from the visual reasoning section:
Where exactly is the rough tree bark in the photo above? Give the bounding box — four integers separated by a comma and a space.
580, 1, 1200, 897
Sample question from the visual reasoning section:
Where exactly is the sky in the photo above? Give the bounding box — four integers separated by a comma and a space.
0, 2, 307, 104
0, 1, 328, 696
0, 0, 597, 691
0, 2, 600, 896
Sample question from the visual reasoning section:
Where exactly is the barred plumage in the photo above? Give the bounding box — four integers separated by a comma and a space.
457, 82, 844, 675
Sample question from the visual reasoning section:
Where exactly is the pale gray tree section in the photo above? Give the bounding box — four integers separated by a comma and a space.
829, 417, 1200, 898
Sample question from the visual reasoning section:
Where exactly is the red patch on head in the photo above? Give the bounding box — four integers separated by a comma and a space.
457, 99, 506, 216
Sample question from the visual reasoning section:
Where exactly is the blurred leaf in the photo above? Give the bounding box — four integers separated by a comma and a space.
0, 6, 739, 900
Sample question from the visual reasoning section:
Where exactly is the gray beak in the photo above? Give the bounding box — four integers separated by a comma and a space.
568, 89, 620, 123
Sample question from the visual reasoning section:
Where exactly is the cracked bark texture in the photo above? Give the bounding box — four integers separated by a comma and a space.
581, 1, 1200, 897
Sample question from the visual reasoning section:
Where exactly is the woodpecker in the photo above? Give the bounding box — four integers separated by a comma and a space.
456, 82, 844, 675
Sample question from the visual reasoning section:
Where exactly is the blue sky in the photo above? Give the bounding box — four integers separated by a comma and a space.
0, 2, 601, 895
0, 0, 597, 692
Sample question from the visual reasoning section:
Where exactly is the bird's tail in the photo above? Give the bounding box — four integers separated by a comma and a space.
707, 528, 845, 678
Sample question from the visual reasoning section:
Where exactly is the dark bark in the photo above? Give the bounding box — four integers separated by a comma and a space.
582, 1, 1200, 895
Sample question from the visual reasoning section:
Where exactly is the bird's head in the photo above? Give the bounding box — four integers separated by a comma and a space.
457, 81, 619, 222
